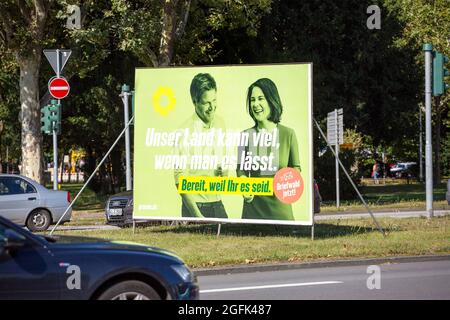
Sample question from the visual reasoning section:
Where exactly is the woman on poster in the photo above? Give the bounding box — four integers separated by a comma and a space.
237, 78, 301, 220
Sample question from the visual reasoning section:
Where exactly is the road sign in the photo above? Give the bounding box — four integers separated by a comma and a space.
327, 108, 344, 145
327, 108, 344, 209
49, 77, 70, 99
43, 49, 71, 76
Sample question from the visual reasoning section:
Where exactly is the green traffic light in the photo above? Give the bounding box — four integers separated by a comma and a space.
48, 103, 61, 134
40, 101, 61, 135
433, 51, 449, 96
40, 105, 51, 134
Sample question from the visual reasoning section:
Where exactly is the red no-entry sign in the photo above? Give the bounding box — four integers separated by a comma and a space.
48, 77, 70, 99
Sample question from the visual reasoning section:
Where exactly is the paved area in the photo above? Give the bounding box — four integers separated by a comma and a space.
198, 258, 450, 300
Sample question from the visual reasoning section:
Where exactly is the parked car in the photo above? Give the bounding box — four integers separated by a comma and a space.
390, 162, 417, 178
0, 215, 199, 300
105, 190, 133, 226
446, 179, 450, 205
105, 181, 323, 226
0, 174, 71, 232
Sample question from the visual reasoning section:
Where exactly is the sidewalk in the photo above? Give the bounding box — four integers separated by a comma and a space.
315, 209, 450, 220
71, 208, 450, 221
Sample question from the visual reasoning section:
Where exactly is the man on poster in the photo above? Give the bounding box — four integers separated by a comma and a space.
174, 73, 229, 218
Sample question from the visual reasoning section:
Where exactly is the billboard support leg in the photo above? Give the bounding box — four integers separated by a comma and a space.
314, 118, 386, 237
49, 115, 135, 236
217, 223, 222, 238
311, 216, 315, 241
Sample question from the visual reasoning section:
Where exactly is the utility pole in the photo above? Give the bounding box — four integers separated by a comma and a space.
423, 44, 433, 219
419, 104, 423, 182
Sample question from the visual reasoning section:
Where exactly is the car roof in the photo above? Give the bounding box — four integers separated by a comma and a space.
0, 173, 38, 183
109, 190, 133, 198
1, 173, 32, 178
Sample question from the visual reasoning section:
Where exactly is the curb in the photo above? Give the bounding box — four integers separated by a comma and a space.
193, 254, 450, 276
54, 225, 120, 231
314, 210, 450, 220
316, 209, 450, 216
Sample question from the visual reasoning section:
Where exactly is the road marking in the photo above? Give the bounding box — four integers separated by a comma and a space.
200, 281, 343, 294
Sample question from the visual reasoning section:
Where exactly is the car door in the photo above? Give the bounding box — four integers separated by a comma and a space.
0, 220, 61, 299
0, 177, 39, 225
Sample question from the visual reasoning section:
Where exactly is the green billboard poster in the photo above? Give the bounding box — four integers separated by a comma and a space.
134, 63, 313, 225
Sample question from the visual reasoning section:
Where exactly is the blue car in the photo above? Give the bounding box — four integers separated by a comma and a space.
0, 216, 199, 300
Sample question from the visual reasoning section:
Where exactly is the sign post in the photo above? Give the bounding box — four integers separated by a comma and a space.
327, 108, 343, 208
43, 49, 71, 190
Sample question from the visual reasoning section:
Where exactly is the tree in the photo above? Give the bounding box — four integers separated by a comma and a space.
82, 0, 271, 67
0, 0, 52, 183
225, 0, 423, 195
0, 48, 21, 172
66, 0, 192, 68
384, 0, 450, 182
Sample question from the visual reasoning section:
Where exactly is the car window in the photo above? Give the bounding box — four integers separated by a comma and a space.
0, 177, 36, 195
22, 180, 37, 194
0, 221, 31, 246
0, 222, 11, 241
0, 179, 8, 195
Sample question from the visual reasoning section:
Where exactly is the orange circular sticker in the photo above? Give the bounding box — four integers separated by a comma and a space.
273, 168, 304, 204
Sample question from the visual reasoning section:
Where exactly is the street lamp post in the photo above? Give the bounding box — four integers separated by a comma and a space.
423, 44, 434, 219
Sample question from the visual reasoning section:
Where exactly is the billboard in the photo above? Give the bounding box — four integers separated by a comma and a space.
134, 64, 313, 225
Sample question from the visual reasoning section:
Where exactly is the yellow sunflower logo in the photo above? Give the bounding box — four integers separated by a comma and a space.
152, 86, 176, 116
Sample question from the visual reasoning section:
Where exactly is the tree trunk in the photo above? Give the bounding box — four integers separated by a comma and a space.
159, 0, 178, 66
19, 54, 44, 184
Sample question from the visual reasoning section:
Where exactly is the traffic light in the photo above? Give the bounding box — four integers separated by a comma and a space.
40, 105, 51, 134
48, 99, 61, 134
433, 51, 449, 96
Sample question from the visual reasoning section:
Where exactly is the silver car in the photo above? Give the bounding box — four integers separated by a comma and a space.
0, 174, 71, 232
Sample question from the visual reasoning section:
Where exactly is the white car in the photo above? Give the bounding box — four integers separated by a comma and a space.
0, 174, 71, 232
390, 162, 417, 177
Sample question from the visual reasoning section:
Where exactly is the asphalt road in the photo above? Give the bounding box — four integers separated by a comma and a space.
198, 259, 450, 300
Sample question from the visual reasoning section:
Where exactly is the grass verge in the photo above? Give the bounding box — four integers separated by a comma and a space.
321, 182, 449, 212
53, 216, 450, 269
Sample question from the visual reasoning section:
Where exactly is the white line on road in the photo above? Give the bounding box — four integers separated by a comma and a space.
200, 281, 343, 294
